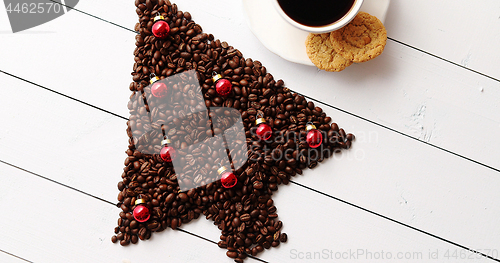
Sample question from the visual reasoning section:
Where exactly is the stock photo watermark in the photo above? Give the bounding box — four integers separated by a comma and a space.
3, 0, 79, 33
247, 129, 377, 163
289, 248, 498, 261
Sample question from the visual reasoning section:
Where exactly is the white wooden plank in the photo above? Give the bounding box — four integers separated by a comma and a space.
56, 0, 138, 32
1, 0, 498, 171
2, 72, 500, 259
384, 0, 500, 80
0, 73, 127, 203
258, 183, 497, 263
0, 162, 264, 263
1, 162, 495, 263
0, 2, 134, 118
293, 103, 500, 253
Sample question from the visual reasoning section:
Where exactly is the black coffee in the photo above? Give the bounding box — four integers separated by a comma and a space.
277, 0, 355, 27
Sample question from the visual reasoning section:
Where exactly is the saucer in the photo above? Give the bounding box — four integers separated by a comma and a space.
242, 0, 390, 66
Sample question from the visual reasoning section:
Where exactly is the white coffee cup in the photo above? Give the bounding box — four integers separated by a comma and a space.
272, 0, 364, 33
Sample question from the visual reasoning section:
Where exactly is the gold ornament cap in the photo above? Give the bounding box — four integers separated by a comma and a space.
306, 123, 317, 131
255, 118, 266, 126
154, 15, 165, 22
161, 138, 171, 146
150, 76, 160, 84
135, 199, 146, 206
212, 74, 222, 83
217, 166, 229, 176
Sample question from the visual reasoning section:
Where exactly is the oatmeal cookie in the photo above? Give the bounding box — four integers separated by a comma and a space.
305, 33, 353, 72
330, 12, 387, 63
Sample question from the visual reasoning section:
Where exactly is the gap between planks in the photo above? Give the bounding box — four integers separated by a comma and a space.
0, 249, 33, 263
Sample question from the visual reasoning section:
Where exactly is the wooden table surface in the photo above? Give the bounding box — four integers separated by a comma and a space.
1, 0, 499, 262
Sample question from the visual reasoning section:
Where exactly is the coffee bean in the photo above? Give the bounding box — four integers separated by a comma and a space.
171, 218, 179, 230
131, 235, 138, 244
186, 28, 196, 36
255, 234, 264, 244
178, 192, 189, 202
120, 240, 129, 246
263, 241, 271, 249
165, 193, 175, 204
338, 141, 347, 149
308, 161, 318, 169
250, 209, 260, 218
275, 220, 283, 230
218, 241, 227, 248
339, 128, 346, 140
180, 52, 192, 59
237, 222, 246, 233
232, 217, 241, 228
226, 251, 238, 258
170, 27, 179, 35
253, 180, 263, 189
331, 122, 339, 131
240, 214, 251, 222
235, 202, 243, 213
247, 108, 256, 116
147, 221, 159, 230
280, 233, 288, 242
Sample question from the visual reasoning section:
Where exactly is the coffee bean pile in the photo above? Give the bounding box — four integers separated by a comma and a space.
113, 0, 354, 262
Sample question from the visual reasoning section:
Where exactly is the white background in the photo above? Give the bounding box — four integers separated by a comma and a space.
0, 0, 499, 262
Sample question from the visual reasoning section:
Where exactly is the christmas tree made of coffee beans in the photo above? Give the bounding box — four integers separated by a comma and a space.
113, 1, 354, 262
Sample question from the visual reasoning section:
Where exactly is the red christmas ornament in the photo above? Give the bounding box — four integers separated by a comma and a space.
255, 117, 272, 140
212, 73, 232, 97
152, 15, 170, 39
133, 199, 150, 223
218, 166, 237, 188
150, 76, 168, 98
306, 123, 323, 148
160, 138, 177, 162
